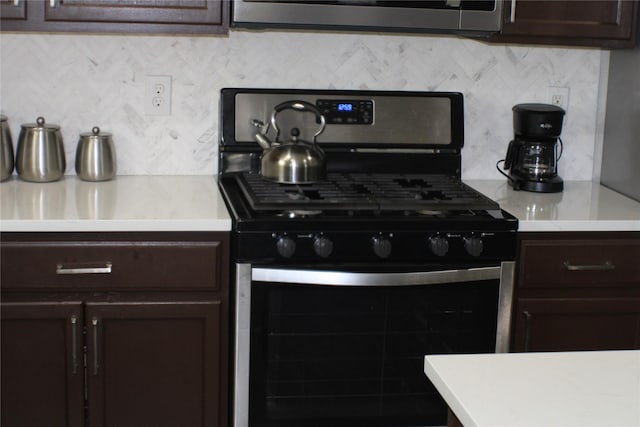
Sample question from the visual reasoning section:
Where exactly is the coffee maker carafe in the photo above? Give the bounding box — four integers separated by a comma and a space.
499, 103, 565, 193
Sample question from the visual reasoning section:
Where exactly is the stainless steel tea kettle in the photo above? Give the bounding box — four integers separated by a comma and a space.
252, 100, 326, 184
16, 116, 66, 182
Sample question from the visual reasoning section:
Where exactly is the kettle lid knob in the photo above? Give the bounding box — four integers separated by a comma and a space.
291, 127, 300, 141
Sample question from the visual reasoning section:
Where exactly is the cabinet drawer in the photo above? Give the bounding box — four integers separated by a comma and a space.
518, 238, 640, 289
1, 240, 224, 291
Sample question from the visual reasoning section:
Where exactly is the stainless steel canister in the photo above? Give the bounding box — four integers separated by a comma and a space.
75, 126, 116, 181
16, 116, 66, 182
1, 115, 14, 181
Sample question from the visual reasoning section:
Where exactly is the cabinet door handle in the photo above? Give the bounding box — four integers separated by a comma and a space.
523, 310, 532, 352
92, 318, 99, 376
563, 261, 615, 271
56, 263, 112, 275
71, 316, 78, 375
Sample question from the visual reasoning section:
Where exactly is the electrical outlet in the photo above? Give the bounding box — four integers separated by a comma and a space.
546, 86, 569, 112
145, 75, 172, 116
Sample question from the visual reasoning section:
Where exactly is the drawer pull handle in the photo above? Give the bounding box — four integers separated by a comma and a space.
56, 263, 113, 275
563, 261, 615, 271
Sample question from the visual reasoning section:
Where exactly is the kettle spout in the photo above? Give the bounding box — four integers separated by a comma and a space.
255, 132, 272, 150
251, 119, 272, 149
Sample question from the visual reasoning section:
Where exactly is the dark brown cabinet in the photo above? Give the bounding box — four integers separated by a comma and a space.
0, 0, 228, 34
1, 302, 85, 427
0, 232, 230, 427
488, 0, 638, 48
85, 301, 222, 427
511, 232, 640, 352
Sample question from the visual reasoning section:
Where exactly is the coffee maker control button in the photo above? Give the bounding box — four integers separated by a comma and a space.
464, 236, 484, 257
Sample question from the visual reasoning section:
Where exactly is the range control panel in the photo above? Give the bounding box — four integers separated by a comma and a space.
316, 99, 374, 125
236, 229, 517, 263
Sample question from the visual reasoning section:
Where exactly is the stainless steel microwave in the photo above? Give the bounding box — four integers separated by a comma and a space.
232, 0, 503, 34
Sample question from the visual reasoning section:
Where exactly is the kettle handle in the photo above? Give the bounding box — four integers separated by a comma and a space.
271, 100, 326, 142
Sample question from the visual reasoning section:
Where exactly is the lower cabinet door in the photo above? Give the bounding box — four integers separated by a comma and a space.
513, 297, 640, 352
1, 301, 85, 427
85, 301, 222, 427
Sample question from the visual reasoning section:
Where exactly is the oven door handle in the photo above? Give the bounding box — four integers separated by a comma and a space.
252, 266, 501, 286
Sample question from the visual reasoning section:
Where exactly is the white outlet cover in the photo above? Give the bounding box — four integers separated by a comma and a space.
546, 86, 569, 112
145, 75, 172, 116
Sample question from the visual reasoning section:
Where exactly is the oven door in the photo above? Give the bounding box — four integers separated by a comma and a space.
234, 262, 515, 427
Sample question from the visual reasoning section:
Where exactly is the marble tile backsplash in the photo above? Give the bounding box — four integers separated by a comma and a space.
0, 30, 604, 179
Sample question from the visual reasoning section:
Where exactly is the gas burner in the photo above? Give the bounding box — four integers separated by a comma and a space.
277, 210, 323, 218
416, 209, 446, 216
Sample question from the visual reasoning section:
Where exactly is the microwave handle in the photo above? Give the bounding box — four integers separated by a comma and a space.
252, 266, 501, 287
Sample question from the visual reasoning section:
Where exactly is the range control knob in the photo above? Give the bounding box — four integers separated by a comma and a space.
313, 235, 333, 258
464, 235, 484, 257
429, 235, 449, 257
276, 235, 296, 258
371, 235, 392, 259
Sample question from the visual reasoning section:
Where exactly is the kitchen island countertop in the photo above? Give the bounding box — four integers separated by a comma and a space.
0, 175, 231, 232
424, 350, 640, 427
466, 180, 640, 232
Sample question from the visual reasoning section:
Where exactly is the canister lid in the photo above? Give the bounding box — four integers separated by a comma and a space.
80, 126, 112, 138
21, 116, 60, 130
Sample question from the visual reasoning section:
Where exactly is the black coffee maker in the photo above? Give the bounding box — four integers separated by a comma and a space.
498, 103, 565, 193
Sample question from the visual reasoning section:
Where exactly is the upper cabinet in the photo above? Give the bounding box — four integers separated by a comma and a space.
488, 0, 639, 48
0, 0, 228, 34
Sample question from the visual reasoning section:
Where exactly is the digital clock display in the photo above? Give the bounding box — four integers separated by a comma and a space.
316, 99, 374, 125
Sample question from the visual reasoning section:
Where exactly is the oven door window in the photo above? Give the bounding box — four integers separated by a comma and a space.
249, 279, 499, 427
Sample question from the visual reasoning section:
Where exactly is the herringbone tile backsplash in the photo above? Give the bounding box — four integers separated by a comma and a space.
0, 30, 603, 179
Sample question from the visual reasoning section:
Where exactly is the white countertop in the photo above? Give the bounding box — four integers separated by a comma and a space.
0, 175, 231, 232
424, 350, 640, 427
1, 177, 638, 233
466, 180, 640, 232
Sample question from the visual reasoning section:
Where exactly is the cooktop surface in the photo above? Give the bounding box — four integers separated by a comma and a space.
236, 172, 500, 212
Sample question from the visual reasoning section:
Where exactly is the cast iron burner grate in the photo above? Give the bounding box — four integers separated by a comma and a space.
236, 172, 500, 212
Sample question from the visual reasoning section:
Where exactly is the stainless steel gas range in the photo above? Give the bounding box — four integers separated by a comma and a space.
217, 88, 518, 427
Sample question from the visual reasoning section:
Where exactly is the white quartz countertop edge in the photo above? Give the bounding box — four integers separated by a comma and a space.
0, 219, 231, 232
465, 180, 640, 232
0, 175, 232, 232
424, 350, 640, 427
